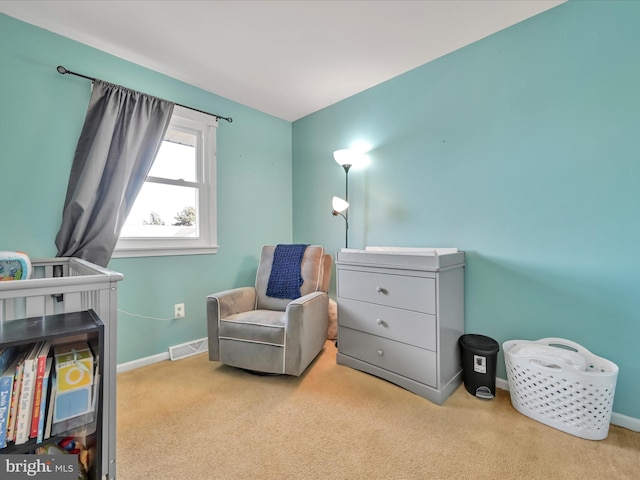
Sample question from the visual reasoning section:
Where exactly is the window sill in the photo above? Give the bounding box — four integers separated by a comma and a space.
112, 245, 219, 259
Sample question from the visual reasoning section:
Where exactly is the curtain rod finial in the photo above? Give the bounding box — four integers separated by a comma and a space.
57, 66, 69, 74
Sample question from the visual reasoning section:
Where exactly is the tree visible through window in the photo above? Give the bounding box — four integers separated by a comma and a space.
173, 206, 196, 226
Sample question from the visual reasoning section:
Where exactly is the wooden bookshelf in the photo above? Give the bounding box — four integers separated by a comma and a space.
0, 310, 104, 480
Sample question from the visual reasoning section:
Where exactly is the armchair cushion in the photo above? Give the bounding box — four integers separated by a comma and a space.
219, 309, 285, 345
256, 245, 326, 310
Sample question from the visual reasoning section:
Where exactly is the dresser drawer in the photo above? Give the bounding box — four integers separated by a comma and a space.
338, 269, 435, 314
338, 298, 436, 351
339, 327, 437, 387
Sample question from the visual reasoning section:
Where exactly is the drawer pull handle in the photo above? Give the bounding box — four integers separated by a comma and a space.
376, 318, 385, 326
376, 286, 387, 294
377, 349, 384, 357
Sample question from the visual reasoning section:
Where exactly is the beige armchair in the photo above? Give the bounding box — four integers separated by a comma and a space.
207, 245, 332, 376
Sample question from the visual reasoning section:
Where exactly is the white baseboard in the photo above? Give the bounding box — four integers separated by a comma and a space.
496, 376, 640, 432
116, 338, 209, 373
496, 377, 510, 391
117, 352, 169, 373
610, 412, 640, 432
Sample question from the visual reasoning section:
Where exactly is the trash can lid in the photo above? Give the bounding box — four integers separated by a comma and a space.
459, 334, 500, 354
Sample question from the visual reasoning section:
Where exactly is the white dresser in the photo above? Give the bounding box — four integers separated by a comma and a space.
336, 249, 465, 405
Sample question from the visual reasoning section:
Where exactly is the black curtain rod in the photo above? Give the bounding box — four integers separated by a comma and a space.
56, 66, 233, 123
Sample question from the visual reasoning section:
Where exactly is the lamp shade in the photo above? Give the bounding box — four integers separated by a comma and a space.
333, 149, 368, 169
332, 196, 349, 213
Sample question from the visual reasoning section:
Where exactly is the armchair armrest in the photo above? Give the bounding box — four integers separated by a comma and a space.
287, 290, 327, 309
207, 287, 256, 361
208, 286, 257, 319
284, 291, 329, 375
286, 291, 328, 329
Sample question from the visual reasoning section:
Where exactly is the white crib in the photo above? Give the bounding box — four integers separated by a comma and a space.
0, 257, 123, 480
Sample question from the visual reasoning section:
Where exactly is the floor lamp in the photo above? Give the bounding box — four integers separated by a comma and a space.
332, 149, 367, 248
332, 196, 349, 248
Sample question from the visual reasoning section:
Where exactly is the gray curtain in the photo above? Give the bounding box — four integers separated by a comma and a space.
55, 80, 174, 266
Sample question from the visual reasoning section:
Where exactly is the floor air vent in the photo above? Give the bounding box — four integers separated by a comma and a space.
169, 338, 208, 361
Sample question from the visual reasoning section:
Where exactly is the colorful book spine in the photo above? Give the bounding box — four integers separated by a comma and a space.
14, 342, 42, 445
36, 358, 53, 443
0, 354, 22, 448
0, 373, 14, 448
30, 340, 51, 438
0, 346, 19, 374
5, 347, 29, 443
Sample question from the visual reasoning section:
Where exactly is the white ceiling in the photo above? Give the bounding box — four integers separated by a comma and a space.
1, 0, 565, 121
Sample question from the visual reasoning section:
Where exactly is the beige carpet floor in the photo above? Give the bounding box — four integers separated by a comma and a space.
116, 341, 639, 480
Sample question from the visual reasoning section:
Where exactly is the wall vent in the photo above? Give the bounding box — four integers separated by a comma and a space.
169, 338, 208, 361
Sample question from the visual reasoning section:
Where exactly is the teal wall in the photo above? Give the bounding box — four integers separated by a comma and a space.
293, 1, 640, 419
0, 14, 293, 364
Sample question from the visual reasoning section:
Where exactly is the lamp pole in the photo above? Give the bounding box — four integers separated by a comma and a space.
342, 164, 351, 248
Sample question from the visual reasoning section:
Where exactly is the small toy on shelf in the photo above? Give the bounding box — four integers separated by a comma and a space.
35, 437, 91, 480
0, 251, 31, 281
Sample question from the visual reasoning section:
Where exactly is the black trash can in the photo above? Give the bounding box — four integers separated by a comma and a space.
459, 334, 500, 400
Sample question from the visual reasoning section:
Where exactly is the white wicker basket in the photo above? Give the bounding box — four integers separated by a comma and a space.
503, 338, 618, 440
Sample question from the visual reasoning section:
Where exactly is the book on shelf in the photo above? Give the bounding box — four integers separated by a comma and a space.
30, 340, 52, 438
2, 340, 95, 448
50, 366, 100, 438
51, 341, 95, 427
0, 345, 21, 374
54, 341, 94, 392
44, 380, 57, 441
5, 346, 31, 444
36, 357, 53, 443
0, 349, 29, 449
14, 341, 43, 445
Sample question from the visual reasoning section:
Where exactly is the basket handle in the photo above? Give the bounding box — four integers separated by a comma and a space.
530, 359, 563, 372
511, 344, 585, 371
538, 337, 591, 356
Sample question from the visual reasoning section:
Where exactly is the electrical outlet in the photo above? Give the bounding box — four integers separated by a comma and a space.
174, 303, 185, 318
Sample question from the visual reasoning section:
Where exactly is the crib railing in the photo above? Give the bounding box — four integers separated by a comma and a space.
0, 257, 122, 321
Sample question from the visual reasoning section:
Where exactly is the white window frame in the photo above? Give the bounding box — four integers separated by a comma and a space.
113, 105, 218, 258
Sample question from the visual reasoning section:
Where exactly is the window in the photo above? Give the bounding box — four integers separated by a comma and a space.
113, 106, 218, 257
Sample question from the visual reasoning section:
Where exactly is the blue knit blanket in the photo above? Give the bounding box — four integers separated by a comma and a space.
266, 244, 309, 299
